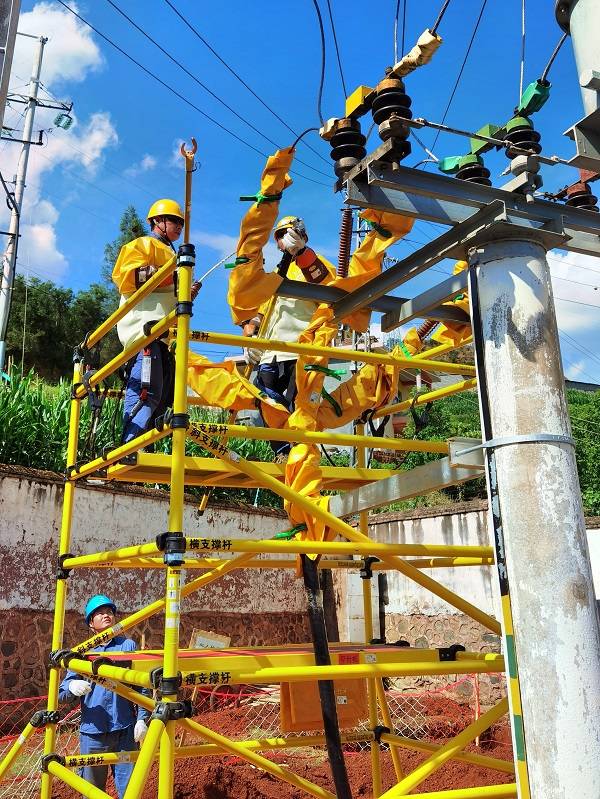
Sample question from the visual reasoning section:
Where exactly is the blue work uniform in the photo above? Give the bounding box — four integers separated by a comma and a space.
58, 636, 150, 798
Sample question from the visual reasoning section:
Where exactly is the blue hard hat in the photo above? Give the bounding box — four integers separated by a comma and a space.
85, 594, 117, 624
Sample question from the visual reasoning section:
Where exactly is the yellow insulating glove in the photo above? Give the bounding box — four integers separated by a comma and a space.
228, 148, 294, 326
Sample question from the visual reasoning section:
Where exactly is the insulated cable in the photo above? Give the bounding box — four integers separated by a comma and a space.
162, 0, 331, 167
431, 0, 452, 35
55, 1, 329, 188
430, 0, 488, 153
325, 0, 348, 98
104, 0, 331, 180
519, 0, 526, 100
541, 32, 568, 82
311, 0, 327, 126
393, 0, 407, 63
291, 127, 320, 149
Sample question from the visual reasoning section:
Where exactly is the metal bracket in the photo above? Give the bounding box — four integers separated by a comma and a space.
49, 649, 81, 669
30, 710, 61, 728
156, 532, 187, 566
455, 433, 575, 458
438, 644, 466, 661
151, 700, 193, 723
564, 108, 600, 172
448, 438, 485, 470
40, 753, 65, 772
56, 553, 73, 580
359, 556, 380, 580
150, 667, 182, 697
373, 725, 391, 742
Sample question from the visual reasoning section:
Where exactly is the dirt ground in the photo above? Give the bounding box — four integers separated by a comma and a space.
50, 695, 514, 799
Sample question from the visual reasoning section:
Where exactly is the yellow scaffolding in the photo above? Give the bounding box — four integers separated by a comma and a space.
0, 214, 520, 798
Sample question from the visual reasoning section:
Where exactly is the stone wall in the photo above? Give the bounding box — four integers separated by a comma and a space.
0, 465, 307, 698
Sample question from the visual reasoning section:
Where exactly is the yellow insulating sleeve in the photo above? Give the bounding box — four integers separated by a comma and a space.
187, 352, 288, 429
112, 236, 176, 295
403, 326, 424, 356
431, 260, 472, 347
283, 444, 332, 548
391, 29, 442, 77
315, 346, 403, 430
336, 209, 414, 332
227, 148, 294, 325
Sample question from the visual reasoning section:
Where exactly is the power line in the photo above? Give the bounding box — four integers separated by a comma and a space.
430, 0, 488, 153
555, 296, 600, 310
311, 0, 327, 126
162, 0, 331, 167
104, 0, 331, 181
519, 0, 526, 100
325, 0, 348, 98
559, 329, 600, 370
55, 1, 329, 188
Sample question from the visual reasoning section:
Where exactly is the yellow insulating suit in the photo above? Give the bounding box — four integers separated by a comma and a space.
112, 235, 176, 349
430, 261, 471, 347
187, 352, 288, 430
227, 148, 294, 326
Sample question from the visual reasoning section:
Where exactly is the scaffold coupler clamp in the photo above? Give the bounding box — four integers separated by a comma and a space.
151, 699, 193, 724
360, 556, 380, 579
56, 552, 74, 580
177, 242, 195, 268
49, 649, 86, 669
150, 667, 182, 697
40, 753, 66, 772
156, 532, 187, 566
373, 725, 391, 743
437, 643, 466, 661
30, 710, 61, 728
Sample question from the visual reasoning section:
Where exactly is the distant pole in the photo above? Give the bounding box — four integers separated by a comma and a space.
0, 0, 22, 132
556, 0, 600, 115
0, 35, 46, 372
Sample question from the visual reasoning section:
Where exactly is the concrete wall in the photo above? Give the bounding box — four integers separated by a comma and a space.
0, 465, 308, 698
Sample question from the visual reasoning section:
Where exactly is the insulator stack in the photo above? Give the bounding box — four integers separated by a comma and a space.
329, 118, 366, 178
504, 116, 542, 159
371, 77, 412, 162
566, 182, 599, 212
416, 319, 438, 340
455, 155, 492, 186
337, 207, 353, 277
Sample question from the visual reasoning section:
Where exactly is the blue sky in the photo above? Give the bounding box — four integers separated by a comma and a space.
3, 0, 600, 380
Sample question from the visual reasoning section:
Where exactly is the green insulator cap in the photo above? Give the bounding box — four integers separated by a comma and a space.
458, 153, 484, 169
506, 115, 533, 132
517, 79, 551, 116
438, 155, 463, 174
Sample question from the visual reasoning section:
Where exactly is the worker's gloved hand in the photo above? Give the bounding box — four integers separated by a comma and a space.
280, 228, 306, 256
190, 280, 202, 301
69, 680, 92, 697
134, 719, 148, 743
244, 347, 261, 366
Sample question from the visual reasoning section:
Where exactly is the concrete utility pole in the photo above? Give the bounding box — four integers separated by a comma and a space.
556, 0, 600, 116
0, 34, 46, 372
0, 0, 21, 133
468, 233, 600, 799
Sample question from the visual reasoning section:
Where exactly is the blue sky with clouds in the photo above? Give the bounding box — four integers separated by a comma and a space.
3, 0, 600, 378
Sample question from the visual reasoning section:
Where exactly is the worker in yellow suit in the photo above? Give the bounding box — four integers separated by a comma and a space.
242, 214, 334, 460
112, 199, 198, 442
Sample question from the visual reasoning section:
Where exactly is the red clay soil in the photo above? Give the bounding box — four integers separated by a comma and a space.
51, 702, 514, 799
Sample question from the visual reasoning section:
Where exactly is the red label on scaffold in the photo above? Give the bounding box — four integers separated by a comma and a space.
338, 653, 360, 665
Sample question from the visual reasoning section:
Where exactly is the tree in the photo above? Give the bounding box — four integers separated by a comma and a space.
5, 275, 73, 380
69, 282, 121, 369
102, 205, 147, 287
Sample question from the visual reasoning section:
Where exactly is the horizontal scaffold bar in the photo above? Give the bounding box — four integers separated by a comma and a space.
102, 451, 405, 490
67, 425, 171, 480
70, 645, 504, 685
61, 539, 494, 568
66, 556, 494, 570
188, 420, 449, 453
373, 378, 477, 419
62, 732, 371, 769
187, 329, 476, 376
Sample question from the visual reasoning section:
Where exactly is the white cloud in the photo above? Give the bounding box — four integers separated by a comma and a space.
548, 251, 600, 336
125, 153, 156, 178
14, 2, 103, 87
194, 231, 238, 259
564, 359, 586, 380
21, 222, 68, 281
0, 2, 118, 283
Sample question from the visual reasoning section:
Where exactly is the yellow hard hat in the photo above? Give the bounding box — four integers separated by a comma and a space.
273, 215, 307, 240
147, 199, 184, 222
